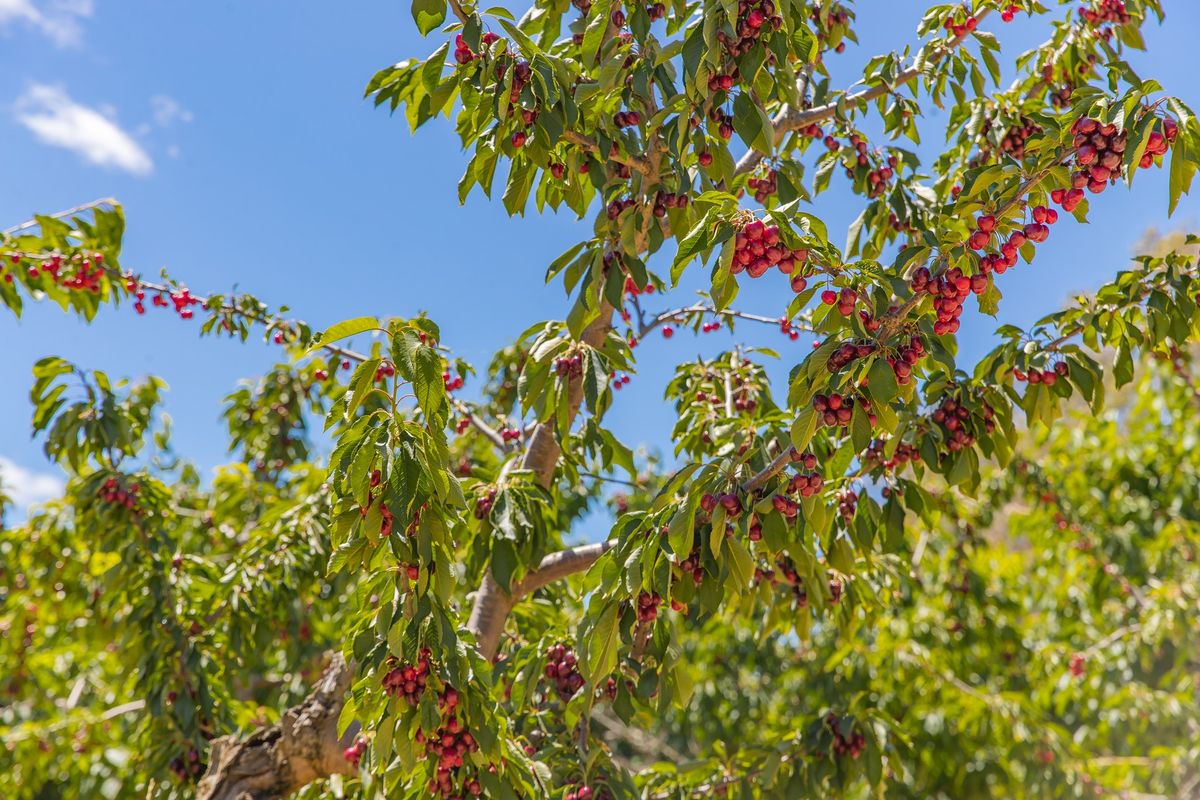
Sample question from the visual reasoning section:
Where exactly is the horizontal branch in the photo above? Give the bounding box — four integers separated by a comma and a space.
562, 130, 652, 177
1, 197, 119, 236
637, 303, 814, 339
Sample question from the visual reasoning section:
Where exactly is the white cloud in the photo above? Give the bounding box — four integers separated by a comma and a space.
16, 84, 154, 176
0, 456, 64, 513
0, 0, 92, 47
150, 95, 193, 127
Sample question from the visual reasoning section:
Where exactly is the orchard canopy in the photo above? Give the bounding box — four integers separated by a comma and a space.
3, 0, 1200, 798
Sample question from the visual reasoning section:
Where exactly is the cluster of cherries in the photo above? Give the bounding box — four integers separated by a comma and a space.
500, 62, 535, 148
825, 340, 877, 374
474, 486, 498, 519
612, 109, 642, 129
885, 334, 926, 385
864, 438, 921, 472
977, 115, 1043, 164
382, 648, 433, 704
622, 274, 655, 297
776, 316, 803, 341
911, 265, 975, 337
605, 196, 638, 220
812, 392, 874, 429
730, 218, 812, 288
1068, 651, 1087, 677
809, 3, 850, 54
715, 0, 783, 60
554, 352, 584, 377
443, 371, 465, 392
928, 393, 995, 455
1078, 0, 1131, 29
651, 189, 690, 218
169, 749, 205, 782
453, 31, 500, 64
97, 477, 142, 514
705, 72, 735, 94
634, 590, 663, 622
824, 712, 867, 759
941, 9, 979, 38
837, 489, 858, 523
754, 557, 799, 602
999, 3, 1021, 22
374, 361, 397, 384
1013, 361, 1068, 385
746, 168, 778, 204
562, 785, 610, 800
700, 491, 744, 518
819, 286, 858, 316
342, 736, 369, 768
706, 105, 735, 141
414, 689, 484, 797
834, 135, 897, 199
4, 250, 113, 297
675, 545, 706, 586
789, 469, 825, 498
543, 643, 585, 700
610, 372, 633, 390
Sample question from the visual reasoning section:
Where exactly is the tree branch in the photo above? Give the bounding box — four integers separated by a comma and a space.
196, 654, 356, 800
735, 10, 991, 177
468, 304, 616, 659
2, 197, 119, 236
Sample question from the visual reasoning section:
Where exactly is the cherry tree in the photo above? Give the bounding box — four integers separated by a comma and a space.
2, 0, 1200, 798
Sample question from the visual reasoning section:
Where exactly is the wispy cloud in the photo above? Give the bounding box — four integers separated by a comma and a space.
0, 0, 92, 47
16, 83, 154, 176
150, 95, 193, 127
0, 456, 64, 513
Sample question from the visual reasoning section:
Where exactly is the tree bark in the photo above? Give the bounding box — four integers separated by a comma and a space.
196, 654, 356, 800
466, 302, 615, 659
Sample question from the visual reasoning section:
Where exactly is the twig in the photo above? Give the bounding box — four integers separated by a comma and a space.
637, 303, 812, 339
453, 400, 509, 450
2, 197, 119, 236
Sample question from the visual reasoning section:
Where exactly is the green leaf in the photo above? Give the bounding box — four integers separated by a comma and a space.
581, 0, 612, 67
309, 317, 377, 354
1168, 135, 1195, 218
726, 537, 754, 593
411, 0, 447, 36
671, 212, 714, 285
583, 601, 620, 682
667, 495, 697, 558
732, 91, 773, 156
866, 356, 898, 403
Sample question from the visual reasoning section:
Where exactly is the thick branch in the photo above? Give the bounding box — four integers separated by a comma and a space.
196, 654, 355, 800
468, 304, 615, 659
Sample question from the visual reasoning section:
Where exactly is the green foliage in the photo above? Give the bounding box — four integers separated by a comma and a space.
3, 1, 1200, 798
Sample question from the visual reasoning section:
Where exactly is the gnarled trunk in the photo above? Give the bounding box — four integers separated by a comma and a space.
196, 654, 355, 800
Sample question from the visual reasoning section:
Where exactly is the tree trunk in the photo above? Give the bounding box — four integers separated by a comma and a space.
196, 654, 356, 800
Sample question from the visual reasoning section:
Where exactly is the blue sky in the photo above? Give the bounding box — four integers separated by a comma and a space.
1, 1, 1197, 514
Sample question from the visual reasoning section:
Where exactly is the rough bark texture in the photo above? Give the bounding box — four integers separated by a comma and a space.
196, 654, 355, 800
